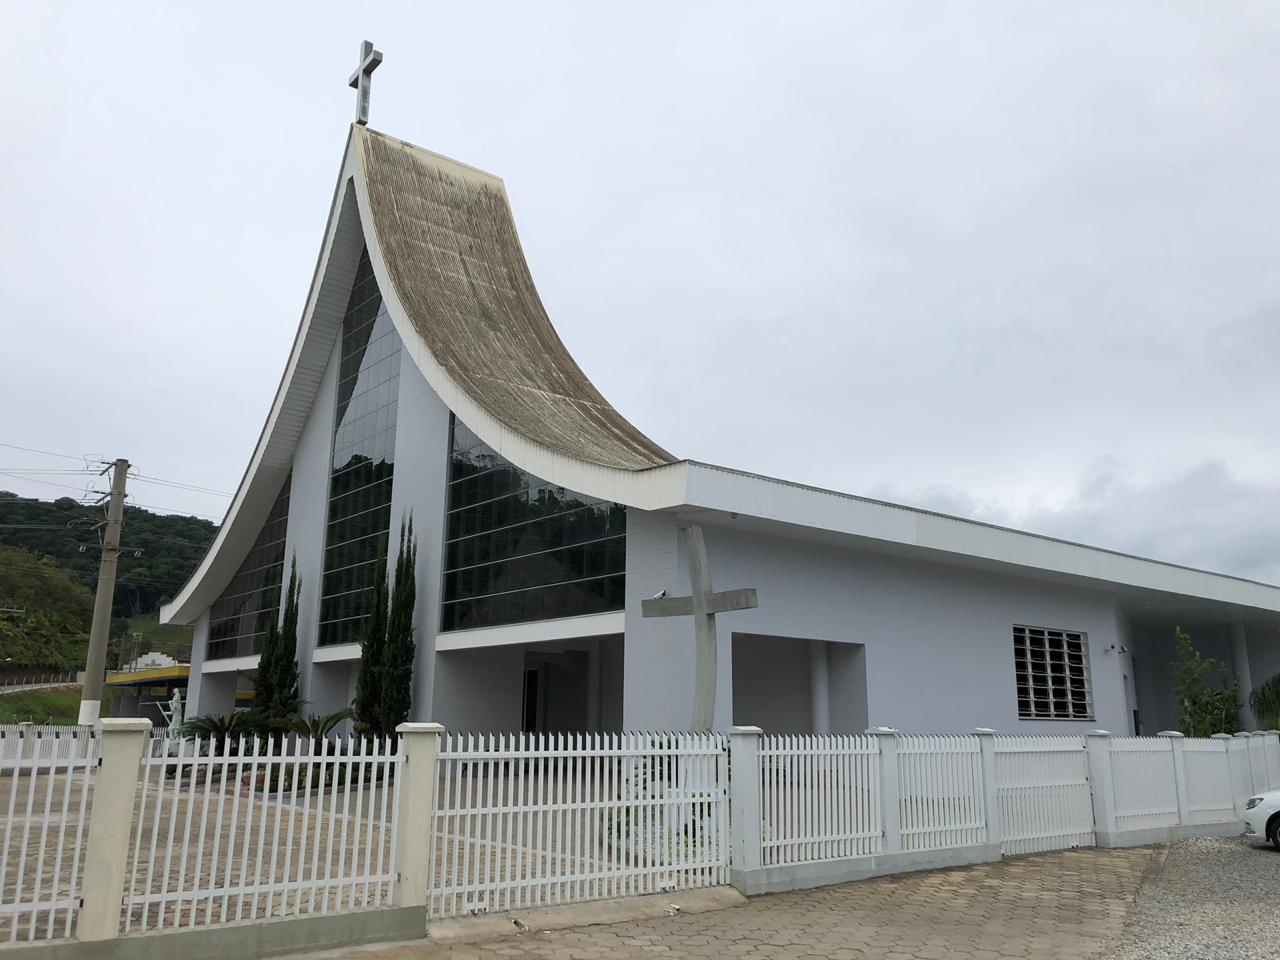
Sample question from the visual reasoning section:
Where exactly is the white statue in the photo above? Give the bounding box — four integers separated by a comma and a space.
169, 689, 183, 739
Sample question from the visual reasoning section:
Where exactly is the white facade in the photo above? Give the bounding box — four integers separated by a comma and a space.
163, 124, 1280, 737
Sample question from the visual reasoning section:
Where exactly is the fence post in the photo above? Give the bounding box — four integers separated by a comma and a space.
18, 721, 33, 762
1233, 731, 1255, 799
1085, 730, 1117, 846
1268, 732, 1280, 790
728, 726, 764, 876
1158, 731, 1189, 825
867, 727, 901, 854
391, 722, 444, 908
80, 718, 151, 941
972, 728, 1001, 848
1214, 733, 1245, 816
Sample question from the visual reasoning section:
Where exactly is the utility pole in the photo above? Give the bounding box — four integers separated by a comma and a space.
79, 458, 129, 725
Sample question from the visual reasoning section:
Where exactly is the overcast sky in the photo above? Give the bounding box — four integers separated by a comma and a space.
1, 3, 1278, 580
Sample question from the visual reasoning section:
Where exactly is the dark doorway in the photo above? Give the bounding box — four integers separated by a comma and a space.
521, 664, 545, 732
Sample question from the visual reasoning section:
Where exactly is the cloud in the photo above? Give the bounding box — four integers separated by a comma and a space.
879, 462, 1280, 585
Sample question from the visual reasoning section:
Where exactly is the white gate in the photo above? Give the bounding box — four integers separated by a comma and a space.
994, 736, 1094, 855
430, 732, 728, 918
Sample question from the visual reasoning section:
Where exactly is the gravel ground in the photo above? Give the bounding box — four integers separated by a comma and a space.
1101, 835, 1280, 959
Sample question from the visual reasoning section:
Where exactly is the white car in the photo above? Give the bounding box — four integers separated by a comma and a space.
1244, 790, 1280, 846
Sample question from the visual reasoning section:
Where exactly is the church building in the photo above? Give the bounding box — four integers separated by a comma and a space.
161, 105, 1280, 736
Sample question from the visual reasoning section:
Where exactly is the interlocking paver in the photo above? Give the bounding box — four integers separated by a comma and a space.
316, 845, 1156, 960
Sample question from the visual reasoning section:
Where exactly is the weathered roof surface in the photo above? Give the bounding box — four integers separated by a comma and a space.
356, 126, 674, 471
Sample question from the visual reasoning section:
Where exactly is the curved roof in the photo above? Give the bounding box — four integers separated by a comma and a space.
358, 128, 673, 471
162, 126, 679, 624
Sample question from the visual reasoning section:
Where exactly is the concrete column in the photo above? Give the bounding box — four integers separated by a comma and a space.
1213, 733, 1246, 816
972, 728, 1002, 847
810, 640, 830, 735
728, 726, 764, 878
1085, 730, 1118, 844
867, 727, 902, 854
391, 722, 444, 907
587, 644, 602, 732
80, 718, 151, 941
1232, 624, 1256, 729
1159, 730, 1190, 825
186, 609, 210, 715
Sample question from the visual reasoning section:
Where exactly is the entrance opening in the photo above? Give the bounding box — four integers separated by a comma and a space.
434, 633, 624, 733
732, 633, 867, 734
522, 665, 543, 732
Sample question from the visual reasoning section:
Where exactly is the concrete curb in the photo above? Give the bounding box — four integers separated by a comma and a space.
424, 886, 746, 945
1, 907, 425, 960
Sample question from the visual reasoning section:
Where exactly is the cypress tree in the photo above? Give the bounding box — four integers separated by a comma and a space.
274, 557, 302, 716
353, 567, 388, 735
380, 515, 417, 734
255, 556, 301, 728
255, 617, 282, 713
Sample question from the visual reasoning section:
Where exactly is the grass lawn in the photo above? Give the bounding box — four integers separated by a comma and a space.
0, 686, 95, 724
122, 611, 193, 662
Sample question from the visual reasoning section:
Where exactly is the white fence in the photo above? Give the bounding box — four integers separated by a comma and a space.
123, 734, 400, 934
0, 675, 78, 699
430, 732, 728, 918
897, 734, 987, 852
738, 727, 1280, 893
3, 722, 1279, 948
994, 736, 1094, 855
0, 726, 170, 763
0, 733, 97, 943
1108, 737, 1180, 832
758, 734, 880, 866
1182, 739, 1236, 825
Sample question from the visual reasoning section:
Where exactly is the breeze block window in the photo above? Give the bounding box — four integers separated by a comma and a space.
1013, 624, 1094, 721
441, 414, 626, 631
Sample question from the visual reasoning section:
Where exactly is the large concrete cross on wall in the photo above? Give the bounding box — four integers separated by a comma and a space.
641, 524, 758, 731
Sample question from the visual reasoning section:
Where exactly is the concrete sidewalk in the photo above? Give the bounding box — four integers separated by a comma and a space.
311, 845, 1159, 960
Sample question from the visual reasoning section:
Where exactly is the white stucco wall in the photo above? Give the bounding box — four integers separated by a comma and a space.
281, 336, 342, 709
387, 348, 452, 721
623, 510, 700, 729
432, 646, 525, 732
623, 515, 1136, 735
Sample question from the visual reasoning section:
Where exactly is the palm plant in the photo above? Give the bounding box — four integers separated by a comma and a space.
182, 711, 252, 754
293, 707, 354, 749
1250, 673, 1280, 730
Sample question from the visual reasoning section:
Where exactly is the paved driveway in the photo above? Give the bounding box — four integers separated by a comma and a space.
325, 845, 1158, 960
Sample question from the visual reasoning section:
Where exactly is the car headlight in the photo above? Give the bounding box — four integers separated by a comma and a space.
1246, 797, 1263, 810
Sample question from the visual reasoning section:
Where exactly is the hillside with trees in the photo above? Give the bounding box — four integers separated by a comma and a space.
0, 492, 218, 670
0, 492, 216, 618
0, 545, 94, 670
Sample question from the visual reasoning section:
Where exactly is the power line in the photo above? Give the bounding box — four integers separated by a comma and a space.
0, 473, 95, 494
0, 558, 191, 591
0, 468, 95, 475
0, 442, 86, 463
129, 473, 232, 498
125, 502, 223, 522
0, 524, 86, 530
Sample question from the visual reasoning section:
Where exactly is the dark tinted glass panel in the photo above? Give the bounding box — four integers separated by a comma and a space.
207, 475, 291, 660
317, 247, 401, 647
441, 415, 625, 631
